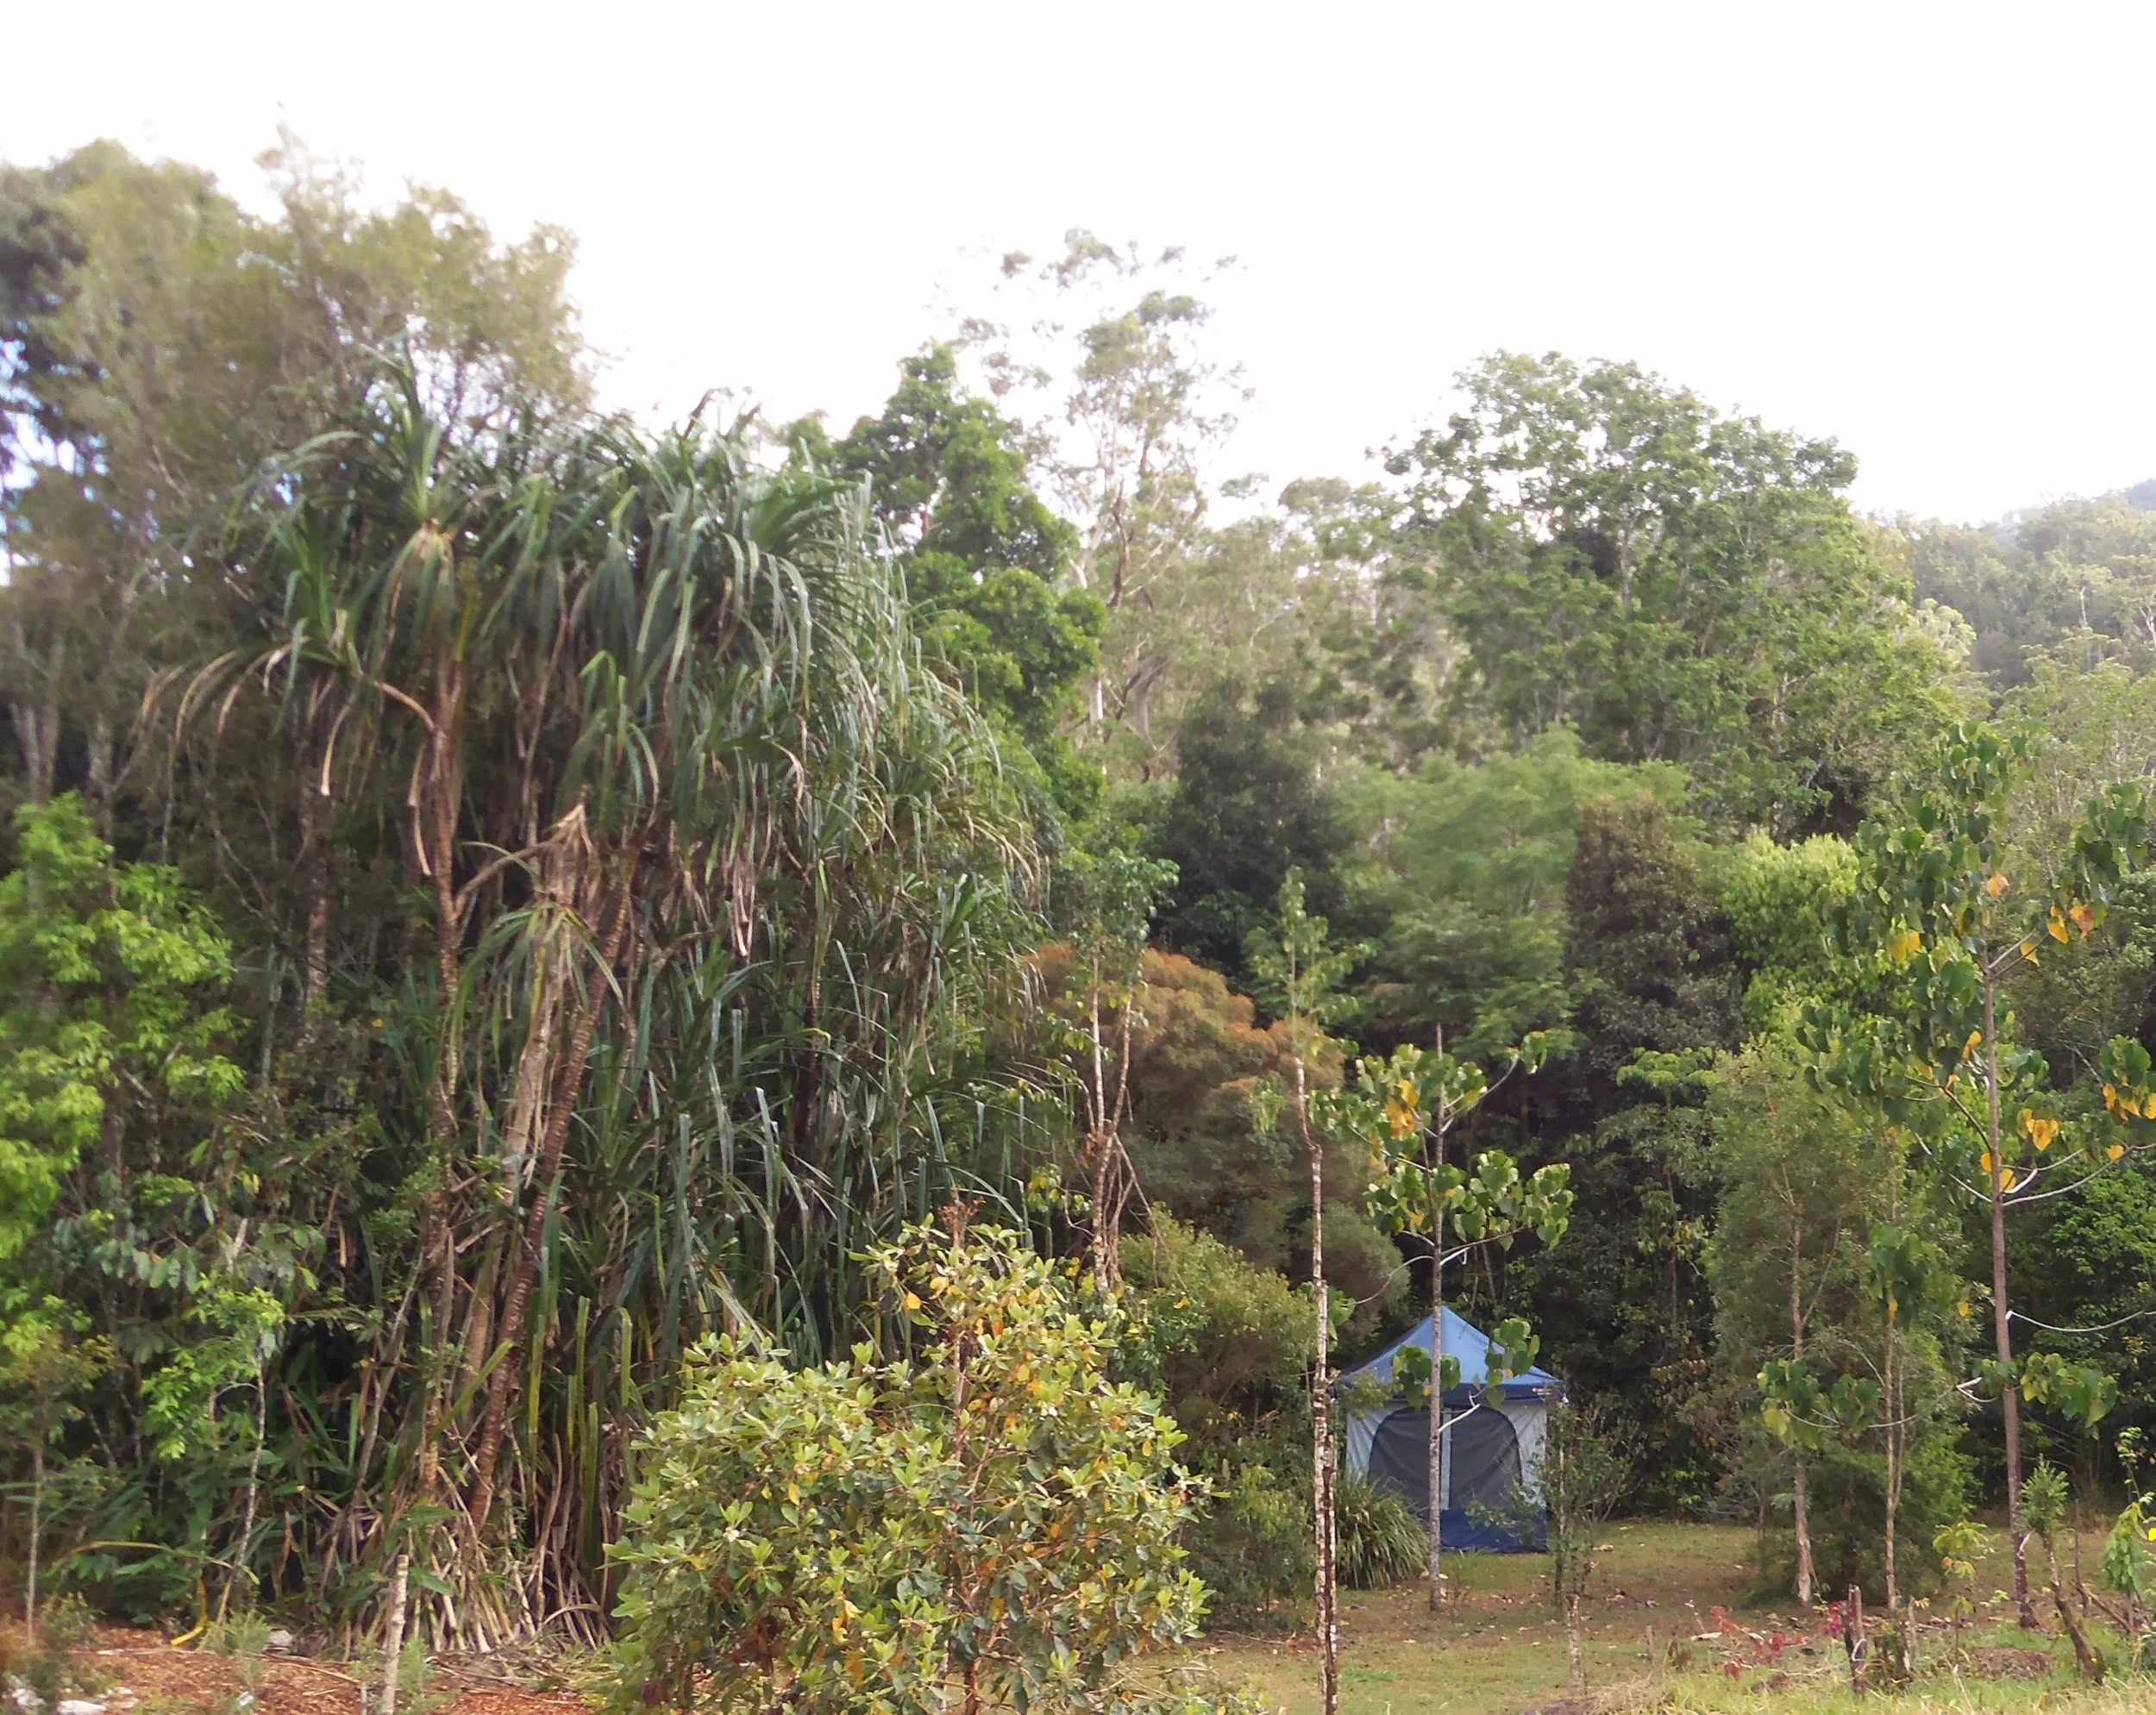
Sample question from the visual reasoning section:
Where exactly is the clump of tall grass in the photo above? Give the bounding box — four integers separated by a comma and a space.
1333, 1469, 1427, 1589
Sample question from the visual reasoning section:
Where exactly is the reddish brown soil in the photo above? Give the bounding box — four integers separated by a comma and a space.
3, 1624, 598, 1715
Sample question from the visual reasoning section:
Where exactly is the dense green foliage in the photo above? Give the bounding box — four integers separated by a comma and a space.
803, 344, 1106, 820
607, 1223, 1224, 1715
1387, 354, 1961, 831
0, 798, 241, 1255
9, 135, 2156, 1656
1705, 1043, 1970, 1599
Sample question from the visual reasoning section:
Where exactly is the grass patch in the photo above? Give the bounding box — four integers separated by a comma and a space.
1186, 1520, 2145, 1715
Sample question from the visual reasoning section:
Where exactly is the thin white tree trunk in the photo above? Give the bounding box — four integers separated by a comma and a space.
1983, 989, 2034, 1626
1296, 1051, 1338, 1715
1790, 1217, 1814, 1607
1427, 1274, 1445, 1611
1883, 1314, 1900, 1610
1793, 1455, 1814, 1608
381, 1552, 411, 1715
227, 1380, 270, 1620
26, 1440, 42, 1644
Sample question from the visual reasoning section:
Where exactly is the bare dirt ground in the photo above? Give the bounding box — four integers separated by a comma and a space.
2, 1622, 596, 1715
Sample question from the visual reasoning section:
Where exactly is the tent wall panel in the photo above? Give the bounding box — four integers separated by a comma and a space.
1338, 1308, 1558, 1554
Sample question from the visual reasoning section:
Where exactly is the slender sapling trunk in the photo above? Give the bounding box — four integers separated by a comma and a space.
1565, 1591, 1584, 1691
1983, 989, 2034, 1625
1883, 1309, 1899, 1610
1789, 1216, 1814, 1608
381, 1551, 411, 1715
1295, 1049, 1338, 1715
1427, 1263, 1445, 1612
26, 1438, 41, 1644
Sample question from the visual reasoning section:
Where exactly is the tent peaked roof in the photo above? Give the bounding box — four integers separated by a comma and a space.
1344, 1306, 1561, 1405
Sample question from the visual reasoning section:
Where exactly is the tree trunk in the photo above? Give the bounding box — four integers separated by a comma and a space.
1428, 1269, 1445, 1612
230, 1378, 270, 1620
381, 1551, 411, 1715
1846, 1584, 1865, 1691
1295, 1050, 1338, 1715
1793, 1456, 1814, 1608
1789, 1217, 1814, 1608
2039, 1530, 2105, 1681
467, 884, 630, 1534
26, 1438, 41, 1643
13, 699, 57, 804
412, 697, 469, 1520
298, 770, 334, 1018
1565, 1591, 1584, 1691
1984, 989, 2034, 1625
1087, 992, 1122, 1292
1883, 1320, 1899, 1610
85, 710, 113, 829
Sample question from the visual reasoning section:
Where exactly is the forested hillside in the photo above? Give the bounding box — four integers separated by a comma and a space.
7, 141, 2156, 1679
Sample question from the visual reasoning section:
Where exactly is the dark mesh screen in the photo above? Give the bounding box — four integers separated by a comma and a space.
1367, 1411, 1432, 1514
1365, 1408, 1523, 1518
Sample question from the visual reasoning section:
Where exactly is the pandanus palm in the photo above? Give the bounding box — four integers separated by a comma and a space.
172, 372, 1038, 1642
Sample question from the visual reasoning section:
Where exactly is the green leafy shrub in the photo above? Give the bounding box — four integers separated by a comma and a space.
1121, 1218, 1313, 1443
1181, 1459, 1313, 1629
607, 1218, 1238, 1714
0, 794, 242, 1258
21, 1592, 108, 1707
1123, 1218, 1317, 1627
1332, 1469, 1426, 1589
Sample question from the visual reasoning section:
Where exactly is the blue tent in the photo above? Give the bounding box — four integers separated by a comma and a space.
1341, 1308, 1560, 1551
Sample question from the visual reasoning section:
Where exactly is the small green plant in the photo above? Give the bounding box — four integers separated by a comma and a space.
1181, 1459, 1313, 1629
38, 1590, 97, 1655
208, 1610, 273, 1656
21, 1592, 107, 1709
395, 1631, 441, 1715
1536, 1401, 1634, 1693
2024, 1460, 2104, 1681
1333, 1469, 1426, 1590
1933, 1518, 1986, 1660
2102, 1428, 2156, 1668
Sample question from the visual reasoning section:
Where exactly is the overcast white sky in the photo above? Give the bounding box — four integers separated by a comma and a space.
9, 2, 2154, 523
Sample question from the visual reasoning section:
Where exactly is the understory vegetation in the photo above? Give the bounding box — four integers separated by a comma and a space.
9, 137, 2156, 1712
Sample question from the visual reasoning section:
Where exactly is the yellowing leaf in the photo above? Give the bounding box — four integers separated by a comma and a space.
2020, 1110, 2059, 1152
903, 1292, 922, 1311
2110, 1143, 2128, 1162
1965, 1030, 1984, 1055
1888, 929, 1923, 962
2072, 904, 2096, 936
1986, 873, 2011, 898
1978, 1152, 1994, 1174
2050, 911, 2071, 944
2019, 938, 2041, 966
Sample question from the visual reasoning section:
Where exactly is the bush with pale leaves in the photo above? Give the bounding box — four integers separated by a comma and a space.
608, 1220, 1244, 1715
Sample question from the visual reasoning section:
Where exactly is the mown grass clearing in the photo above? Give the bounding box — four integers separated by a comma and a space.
1188, 1521, 2140, 1715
